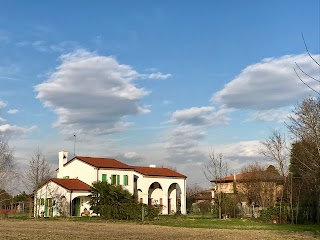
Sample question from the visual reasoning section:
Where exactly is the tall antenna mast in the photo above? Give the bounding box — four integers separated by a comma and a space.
73, 134, 76, 157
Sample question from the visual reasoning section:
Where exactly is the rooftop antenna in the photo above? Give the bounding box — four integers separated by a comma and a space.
73, 134, 76, 157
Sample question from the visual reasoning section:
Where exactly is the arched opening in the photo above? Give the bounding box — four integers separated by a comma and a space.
148, 182, 163, 206
168, 183, 181, 214
71, 197, 81, 216
138, 189, 143, 203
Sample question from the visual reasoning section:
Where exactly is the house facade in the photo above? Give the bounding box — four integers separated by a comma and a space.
211, 171, 284, 208
35, 151, 187, 217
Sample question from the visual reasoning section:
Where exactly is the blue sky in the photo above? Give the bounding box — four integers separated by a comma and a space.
1, 1, 319, 188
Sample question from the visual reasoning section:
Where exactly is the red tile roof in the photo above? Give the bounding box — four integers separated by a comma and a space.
61, 155, 185, 178
212, 172, 284, 183
50, 178, 92, 191
66, 156, 133, 169
134, 166, 186, 178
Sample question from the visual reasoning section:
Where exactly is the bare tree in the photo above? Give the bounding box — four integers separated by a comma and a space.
0, 136, 15, 204
293, 33, 320, 95
203, 148, 229, 219
287, 97, 320, 224
260, 130, 289, 176
25, 148, 52, 192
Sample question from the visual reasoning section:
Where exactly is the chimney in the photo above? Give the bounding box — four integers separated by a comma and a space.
149, 164, 156, 168
58, 151, 68, 177
233, 172, 236, 181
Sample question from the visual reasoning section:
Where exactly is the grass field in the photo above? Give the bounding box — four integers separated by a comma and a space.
0, 215, 319, 240
150, 215, 320, 234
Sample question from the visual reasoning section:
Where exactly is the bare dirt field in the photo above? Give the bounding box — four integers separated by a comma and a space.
0, 219, 317, 240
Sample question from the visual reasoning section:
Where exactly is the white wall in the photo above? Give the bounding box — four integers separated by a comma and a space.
136, 175, 186, 214
98, 169, 135, 193
34, 181, 92, 217
60, 159, 97, 186
56, 154, 187, 215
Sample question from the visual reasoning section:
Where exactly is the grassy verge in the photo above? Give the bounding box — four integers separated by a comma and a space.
146, 215, 320, 235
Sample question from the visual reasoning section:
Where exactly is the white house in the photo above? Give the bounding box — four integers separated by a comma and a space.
35, 151, 187, 217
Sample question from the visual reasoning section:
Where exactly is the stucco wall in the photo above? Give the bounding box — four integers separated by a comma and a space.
98, 169, 135, 193
34, 181, 92, 217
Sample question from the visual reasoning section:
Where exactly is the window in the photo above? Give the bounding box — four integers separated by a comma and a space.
111, 175, 116, 185
63, 176, 69, 179
123, 175, 128, 186
40, 198, 44, 205
102, 174, 107, 182
111, 174, 120, 185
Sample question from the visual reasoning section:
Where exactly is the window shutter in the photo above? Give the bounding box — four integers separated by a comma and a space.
37, 198, 40, 205
117, 175, 120, 185
123, 175, 128, 185
102, 174, 107, 182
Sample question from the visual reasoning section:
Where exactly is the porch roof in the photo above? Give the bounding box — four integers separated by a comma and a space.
51, 178, 92, 191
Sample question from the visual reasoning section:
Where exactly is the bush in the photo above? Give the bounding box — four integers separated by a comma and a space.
259, 206, 280, 223
90, 181, 162, 221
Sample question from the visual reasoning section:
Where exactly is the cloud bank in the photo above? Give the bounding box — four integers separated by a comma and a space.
35, 49, 171, 136
213, 54, 320, 110
164, 106, 231, 163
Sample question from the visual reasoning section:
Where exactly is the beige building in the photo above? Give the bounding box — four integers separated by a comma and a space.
211, 171, 284, 208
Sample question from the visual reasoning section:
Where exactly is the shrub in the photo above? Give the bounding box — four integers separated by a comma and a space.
90, 181, 162, 220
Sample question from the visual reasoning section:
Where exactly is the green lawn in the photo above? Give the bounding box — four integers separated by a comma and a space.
147, 214, 320, 235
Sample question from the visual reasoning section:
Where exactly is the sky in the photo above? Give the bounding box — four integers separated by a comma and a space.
0, 1, 319, 190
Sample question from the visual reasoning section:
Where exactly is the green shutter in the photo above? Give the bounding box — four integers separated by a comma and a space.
44, 199, 48, 217
102, 174, 107, 182
117, 175, 120, 185
123, 175, 128, 185
37, 198, 40, 205
50, 198, 53, 216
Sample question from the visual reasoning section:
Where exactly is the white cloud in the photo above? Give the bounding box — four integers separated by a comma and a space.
50, 41, 80, 53
0, 101, 7, 109
140, 72, 172, 80
164, 106, 232, 163
245, 108, 292, 122
123, 151, 140, 159
162, 100, 171, 105
35, 49, 151, 136
171, 106, 231, 126
0, 117, 6, 123
32, 40, 48, 52
219, 140, 262, 158
0, 124, 37, 137
7, 109, 18, 114
213, 54, 320, 110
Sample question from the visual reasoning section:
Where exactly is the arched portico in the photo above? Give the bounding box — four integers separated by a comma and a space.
148, 182, 163, 205
167, 183, 182, 214
144, 180, 185, 215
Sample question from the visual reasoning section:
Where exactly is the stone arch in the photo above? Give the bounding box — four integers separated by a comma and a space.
148, 182, 163, 205
167, 183, 182, 214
